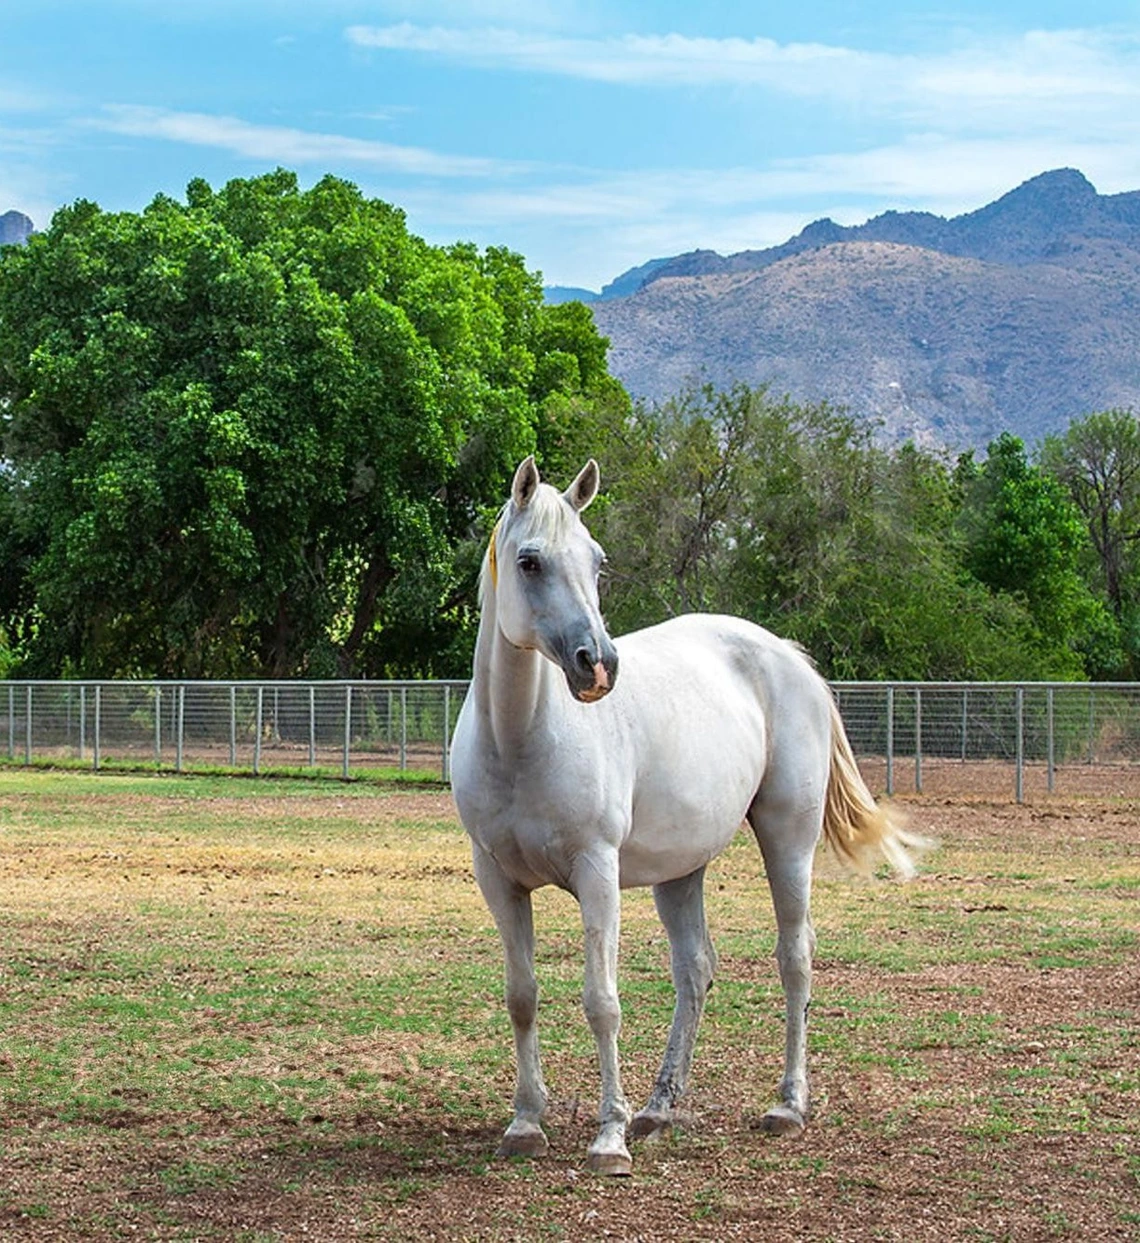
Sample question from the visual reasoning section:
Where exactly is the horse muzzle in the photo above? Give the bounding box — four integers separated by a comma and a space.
564, 638, 619, 704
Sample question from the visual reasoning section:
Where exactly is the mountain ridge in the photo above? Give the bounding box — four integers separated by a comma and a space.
586, 169, 1140, 447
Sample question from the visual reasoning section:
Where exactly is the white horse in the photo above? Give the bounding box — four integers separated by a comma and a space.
451, 456, 923, 1176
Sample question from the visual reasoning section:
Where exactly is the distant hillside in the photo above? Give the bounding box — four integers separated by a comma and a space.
544, 257, 675, 305
588, 170, 1140, 446
544, 285, 599, 305
0, 210, 35, 246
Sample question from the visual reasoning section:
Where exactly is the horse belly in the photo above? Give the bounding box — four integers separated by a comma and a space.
606, 629, 769, 887
618, 738, 764, 888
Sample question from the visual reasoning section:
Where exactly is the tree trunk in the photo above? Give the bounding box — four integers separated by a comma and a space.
338, 546, 395, 676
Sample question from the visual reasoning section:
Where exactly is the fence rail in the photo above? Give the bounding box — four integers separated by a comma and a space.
3, 679, 1140, 801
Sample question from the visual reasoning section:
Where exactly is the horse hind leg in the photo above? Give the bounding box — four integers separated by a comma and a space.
747, 792, 822, 1139
630, 866, 717, 1140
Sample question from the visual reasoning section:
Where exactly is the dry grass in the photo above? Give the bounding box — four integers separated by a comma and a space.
0, 769, 1138, 1241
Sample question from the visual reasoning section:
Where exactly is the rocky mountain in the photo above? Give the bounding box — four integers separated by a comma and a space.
0, 211, 35, 246
585, 170, 1140, 447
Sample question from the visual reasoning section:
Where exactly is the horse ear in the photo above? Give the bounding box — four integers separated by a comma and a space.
511, 455, 540, 509
564, 459, 600, 512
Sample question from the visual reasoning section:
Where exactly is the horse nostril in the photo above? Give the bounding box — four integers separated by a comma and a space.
575, 647, 595, 676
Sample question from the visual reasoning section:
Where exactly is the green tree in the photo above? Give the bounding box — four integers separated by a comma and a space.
0, 171, 613, 677
1040, 409, 1140, 672
957, 433, 1121, 677
584, 384, 1064, 680
577, 383, 762, 629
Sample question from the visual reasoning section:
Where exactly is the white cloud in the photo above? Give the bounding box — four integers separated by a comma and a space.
407, 132, 1140, 230
91, 105, 523, 178
346, 23, 881, 90
0, 82, 61, 114
905, 30, 1140, 134
0, 156, 65, 230
346, 23, 1140, 136
761, 135, 1140, 210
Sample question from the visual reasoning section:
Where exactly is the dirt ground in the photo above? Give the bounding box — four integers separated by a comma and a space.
0, 772, 1138, 1241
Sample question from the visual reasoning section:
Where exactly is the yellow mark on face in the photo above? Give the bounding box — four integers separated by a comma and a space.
488, 521, 500, 587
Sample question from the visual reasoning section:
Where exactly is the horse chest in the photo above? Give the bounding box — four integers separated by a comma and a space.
454, 747, 623, 890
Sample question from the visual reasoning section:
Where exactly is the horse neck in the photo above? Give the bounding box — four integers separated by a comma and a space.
471, 590, 553, 755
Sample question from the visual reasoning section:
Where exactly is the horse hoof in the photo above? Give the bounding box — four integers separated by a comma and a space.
629, 1110, 672, 1140
758, 1105, 806, 1138
586, 1148, 633, 1176
498, 1126, 549, 1158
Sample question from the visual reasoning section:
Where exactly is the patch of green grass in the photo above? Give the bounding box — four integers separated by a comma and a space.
0, 754, 447, 787
159, 1157, 244, 1196
691, 1185, 726, 1221
15, 1203, 52, 1221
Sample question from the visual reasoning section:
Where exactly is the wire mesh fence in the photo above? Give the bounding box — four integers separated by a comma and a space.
3, 679, 1140, 800
2, 681, 467, 782
834, 682, 1140, 801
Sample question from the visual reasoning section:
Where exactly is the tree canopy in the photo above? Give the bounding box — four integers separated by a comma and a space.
1041, 410, 1140, 672
576, 385, 1123, 682
0, 171, 620, 677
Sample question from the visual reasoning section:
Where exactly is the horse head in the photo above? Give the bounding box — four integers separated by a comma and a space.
485, 456, 619, 704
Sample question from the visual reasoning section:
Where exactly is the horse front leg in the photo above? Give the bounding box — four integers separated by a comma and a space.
472, 845, 549, 1158
630, 866, 716, 1139
574, 849, 633, 1175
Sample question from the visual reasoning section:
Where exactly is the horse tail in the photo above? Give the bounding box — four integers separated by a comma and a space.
822, 698, 931, 879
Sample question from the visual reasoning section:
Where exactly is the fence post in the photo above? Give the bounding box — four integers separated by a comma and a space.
93, 684, 101, 771
79, 684, 87, 763
1046, 685, 1055, 795
914, 687, 923, 794
1087, 688, 1096, 764
961, 688, 968, 762
886, 685, 894, 796
1015, 685, 1024, 804
400, 686, 408, 771
25, 684, 32, 765
343, 684, 352, 778
176, 685, 185, 772
254, 686, 263, 776
7, 684, 13, 760
442, 684, 451, 781
308, 685, 316, 768
229, 685, 236, 767
154, 686, 162, 766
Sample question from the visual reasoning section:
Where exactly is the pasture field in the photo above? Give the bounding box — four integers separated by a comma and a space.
0, 769, 1137, 1241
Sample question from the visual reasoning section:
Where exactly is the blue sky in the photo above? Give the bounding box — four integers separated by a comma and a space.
3, 1, 1140, 291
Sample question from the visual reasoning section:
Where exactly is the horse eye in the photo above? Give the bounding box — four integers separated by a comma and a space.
517, 552, 541, 577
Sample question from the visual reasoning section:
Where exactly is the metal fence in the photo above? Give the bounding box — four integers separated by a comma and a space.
1, 680, 467, 782
3, 679, 1140, 801
835, 682, 1140, 801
